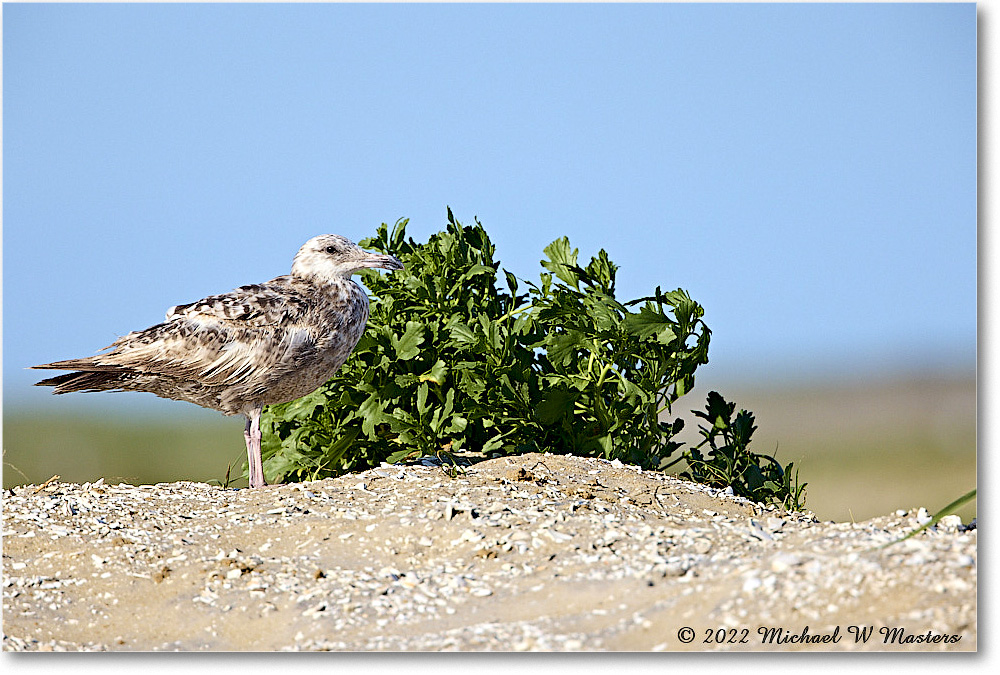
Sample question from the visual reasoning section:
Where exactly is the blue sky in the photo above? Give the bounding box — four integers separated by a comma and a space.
3, 2, 977, 412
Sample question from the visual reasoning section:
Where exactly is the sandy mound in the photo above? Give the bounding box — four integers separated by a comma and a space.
2, 453, 976, 651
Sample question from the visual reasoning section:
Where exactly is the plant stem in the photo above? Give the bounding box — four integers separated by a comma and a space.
496, 303, 532, 324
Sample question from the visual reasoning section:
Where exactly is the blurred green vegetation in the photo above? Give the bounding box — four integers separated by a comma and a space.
674, 374, 976, 523
3, 373, 975, 523
3, 411, 246, 489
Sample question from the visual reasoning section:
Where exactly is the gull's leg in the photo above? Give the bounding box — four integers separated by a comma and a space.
244, 404, 267, 488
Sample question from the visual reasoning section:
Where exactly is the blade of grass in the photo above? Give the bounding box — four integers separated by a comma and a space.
880, 489, 977, 549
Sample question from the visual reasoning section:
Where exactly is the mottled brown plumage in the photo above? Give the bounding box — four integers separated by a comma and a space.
33, 234, 403, 488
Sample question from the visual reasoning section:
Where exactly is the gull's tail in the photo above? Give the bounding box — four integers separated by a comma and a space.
32, 358, 130, 394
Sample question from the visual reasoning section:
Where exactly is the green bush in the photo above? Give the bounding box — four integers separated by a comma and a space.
260, 210, 806, 509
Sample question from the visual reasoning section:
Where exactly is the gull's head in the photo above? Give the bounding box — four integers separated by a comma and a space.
292, 234, 404, 281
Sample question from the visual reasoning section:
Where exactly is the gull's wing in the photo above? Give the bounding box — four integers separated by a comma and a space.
33, 276, 318, 387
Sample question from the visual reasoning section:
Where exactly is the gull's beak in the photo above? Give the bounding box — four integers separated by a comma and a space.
358, 251, 404, 271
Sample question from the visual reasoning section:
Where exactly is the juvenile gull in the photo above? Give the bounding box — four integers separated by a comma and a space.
33, 235, 403, 488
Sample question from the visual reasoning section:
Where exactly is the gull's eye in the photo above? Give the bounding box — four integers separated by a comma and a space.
324, 245, 340, 255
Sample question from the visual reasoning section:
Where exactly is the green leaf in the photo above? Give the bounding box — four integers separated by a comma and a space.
446, 416, 469, 434
546, 329, 587, 366
624, 305, 677, 343
504, 269, 519, 295
419, 359, 449, 385
585, 295, 624, 332
387, 447, 419, 464
448, 321, 478, 345
582, 249, 618, 293
392, 321, 425, 360
358, 393, 388, 438
481, 435, 505, 454
534, 389, 578, 426
593, 434, 613, 457
541, 237, 581, 288
322, 426, 361, 466
416, 382, 430, 415
463, 264, 495, 279
745, 464, 765, 491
